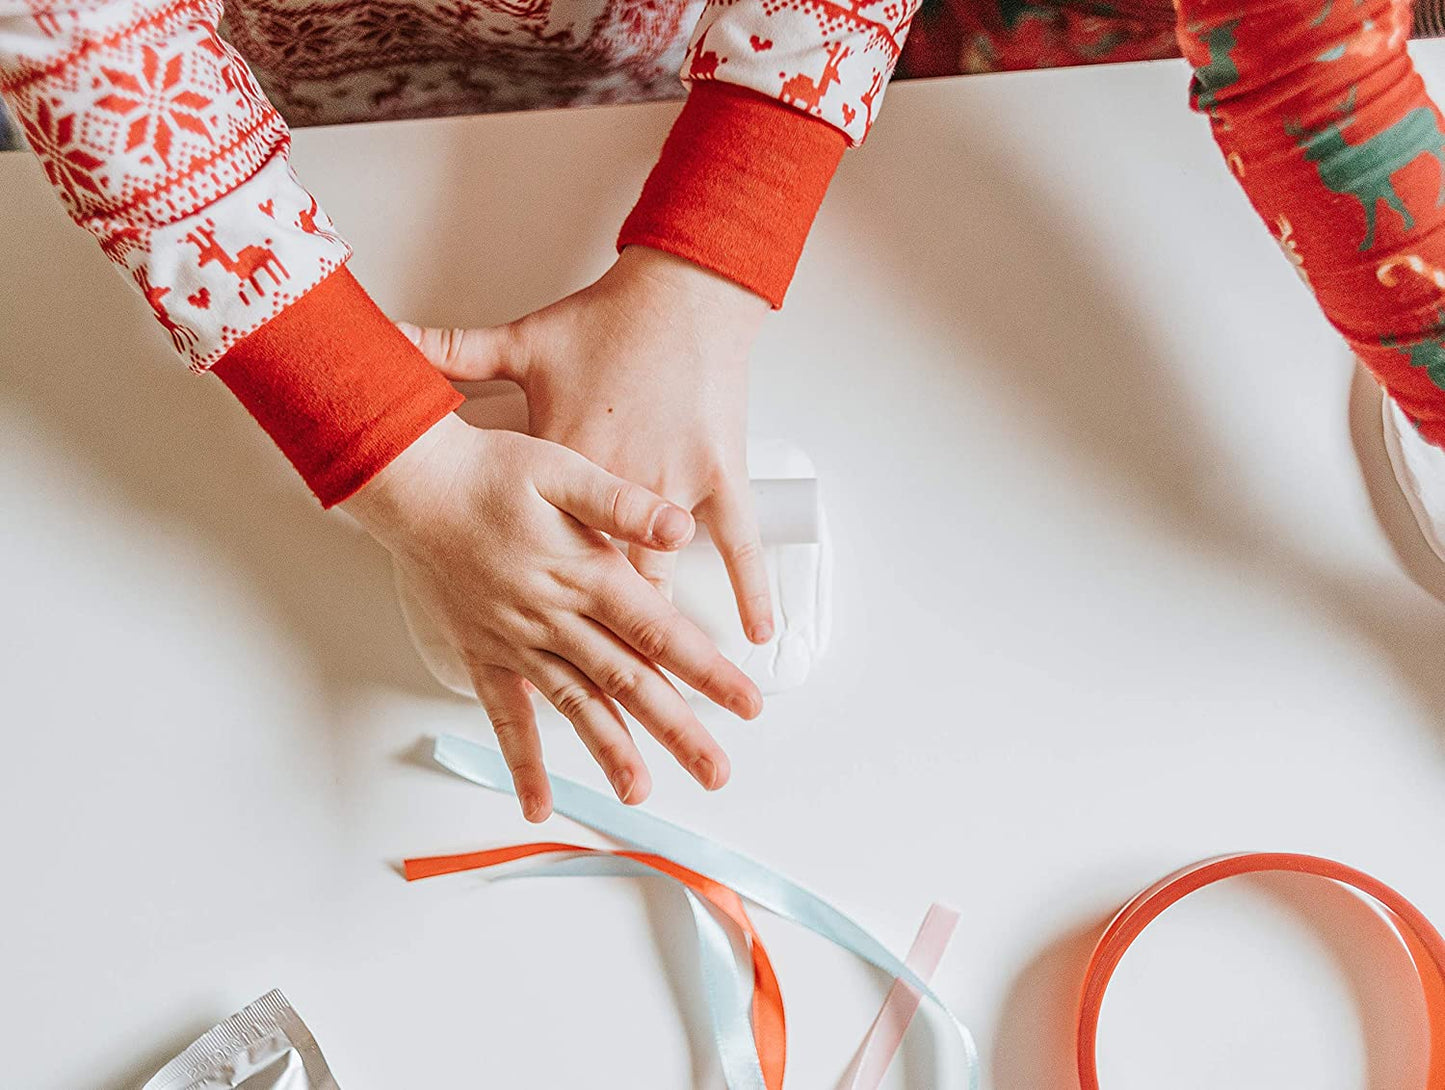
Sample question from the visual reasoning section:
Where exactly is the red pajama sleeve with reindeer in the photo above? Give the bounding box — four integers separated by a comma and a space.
1177, 0, 1445, 444
619, 0, 921, 306
0, 0, 461, 505
0, 0, 913, 505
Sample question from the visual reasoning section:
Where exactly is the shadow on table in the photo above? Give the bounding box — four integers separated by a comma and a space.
0, 124, 629, 760
1351, 363, 1445, 600
0, 164, 605, 772
0, 213, 444, 720
835, 90, 1445, 750
991, 873, 1425, 1089
992, 915, 1107, 1089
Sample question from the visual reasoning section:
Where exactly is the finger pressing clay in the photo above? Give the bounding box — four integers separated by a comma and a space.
397, 435, 832, 700
672, 437, 832, 697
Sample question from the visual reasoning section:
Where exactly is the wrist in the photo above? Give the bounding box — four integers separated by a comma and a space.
340, 413, 468, 543
617, 82, 846, 308
213, 266, 466, 507
618, 245, 769, 320
613, 247, 768, 367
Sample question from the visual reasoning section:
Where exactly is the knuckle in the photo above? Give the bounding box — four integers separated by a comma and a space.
605, 483, 627, 525
600, 663, 645, 702
628, 616, 673, 661
594, 742, 631, 774
510, 598, 555, 639
690, 654, 733, 697
461, 647, 507, 678
727, 537, 765, 569
551, 682, 596, 722
508, 759, 545, 786
691, 665, 723, 697
649, 718, 691, 756
439, 327, 469, 365
487, 713, 528, 747
607, 482, 644, 529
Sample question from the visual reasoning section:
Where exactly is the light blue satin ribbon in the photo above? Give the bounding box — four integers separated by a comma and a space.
432, 734, 980, 1089
502, 854, 768, 1090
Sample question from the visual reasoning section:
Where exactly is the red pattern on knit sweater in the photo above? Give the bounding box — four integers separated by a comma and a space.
1, 0, 351, 370
218, 0, 704, 124
681, 0, 918, 143
6, 0, 287, 225
0, 0, 900, 503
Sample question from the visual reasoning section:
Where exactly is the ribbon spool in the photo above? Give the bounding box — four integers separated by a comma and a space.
412, 739, 1445, 1089
1076, 852, 1445, 1089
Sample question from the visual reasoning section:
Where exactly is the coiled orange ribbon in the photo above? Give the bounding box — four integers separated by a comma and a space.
410, 740, 1445, 1089
1076, 852, 1445, 1089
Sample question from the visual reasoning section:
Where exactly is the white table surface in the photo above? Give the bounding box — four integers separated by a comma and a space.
7, 48, 1445, 1090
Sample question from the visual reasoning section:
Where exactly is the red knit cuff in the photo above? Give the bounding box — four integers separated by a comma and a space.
211, 265, 464, 507
618, 81, 847, 308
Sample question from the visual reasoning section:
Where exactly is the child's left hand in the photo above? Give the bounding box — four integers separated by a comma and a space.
400, 245, 777, 645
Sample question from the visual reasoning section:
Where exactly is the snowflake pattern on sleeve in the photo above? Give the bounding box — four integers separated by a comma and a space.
0, 0, 350, 369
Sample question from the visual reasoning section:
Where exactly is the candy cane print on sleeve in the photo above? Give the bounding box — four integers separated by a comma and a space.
1175, 0, 1445, 445
685, 0, 922, 145
0, 0, 351, 371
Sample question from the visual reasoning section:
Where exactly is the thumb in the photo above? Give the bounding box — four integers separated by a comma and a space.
538, 448, 696, 551
396, 322, 517, 381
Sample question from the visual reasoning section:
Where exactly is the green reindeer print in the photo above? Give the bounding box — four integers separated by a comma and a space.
1384, 312, 1445, 390
998, 0, 1057, 29
1286, 87, 1445, 251
1191, 19, 1241, 118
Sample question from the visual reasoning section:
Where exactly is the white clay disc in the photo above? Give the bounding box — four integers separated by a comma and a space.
396, 431, 832, 699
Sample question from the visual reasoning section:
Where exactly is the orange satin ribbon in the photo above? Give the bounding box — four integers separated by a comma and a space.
409, 839, 1445, 1088
1076, 852, 1445, 1089
405, 842, 788, 1090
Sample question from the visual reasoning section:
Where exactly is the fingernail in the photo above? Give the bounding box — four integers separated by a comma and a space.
610, 768, 635, 803
751, 620, 774, 643
650, 504, 692, 547
692, 756, 716, 789
520, 793, 546, 822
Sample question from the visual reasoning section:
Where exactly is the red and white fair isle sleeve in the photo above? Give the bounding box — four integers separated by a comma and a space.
0, 0, 461, 505
620, 0, 920, 306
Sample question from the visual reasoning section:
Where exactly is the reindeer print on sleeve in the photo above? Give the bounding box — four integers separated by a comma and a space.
0, 0, 351, 370
1284, 87, 1445, 251
687, 0, 922, 145
1176, 0, 1445, 444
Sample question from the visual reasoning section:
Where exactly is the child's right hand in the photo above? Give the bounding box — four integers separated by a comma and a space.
342, 413, 763, 822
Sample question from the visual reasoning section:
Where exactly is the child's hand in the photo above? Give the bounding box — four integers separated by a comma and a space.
399, 246, 776, 644
342, 413, 763, 822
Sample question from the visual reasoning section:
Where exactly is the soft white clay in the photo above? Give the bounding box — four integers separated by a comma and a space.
394, 397, 832, 699
1383, 391, 1445, 563
670, 437, 832, 696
